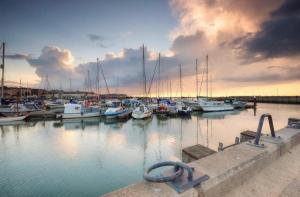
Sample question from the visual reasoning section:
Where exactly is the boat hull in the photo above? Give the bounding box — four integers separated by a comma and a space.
132, 111, 152, 119
0, 115, 27, 123
200, 105, 234, 112
61, 112, 100, 119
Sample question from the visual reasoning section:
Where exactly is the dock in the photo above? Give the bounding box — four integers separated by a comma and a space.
102, 118, 300, 197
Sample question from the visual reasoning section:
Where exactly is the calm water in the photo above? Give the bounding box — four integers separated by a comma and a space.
1, 103, 300, 197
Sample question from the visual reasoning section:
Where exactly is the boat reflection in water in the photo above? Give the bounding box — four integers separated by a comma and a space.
194, 110, 242, 120
53, 117, 101, 130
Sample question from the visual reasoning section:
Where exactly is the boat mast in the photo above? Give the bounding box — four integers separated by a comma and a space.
179, 64, 182, 99
206, 55, 208, 99
158, 53, 160, 98
196, 58, 198, 98
1, 42, 5, 100
99, 61, 110, 95
142, 45, 147, 98
96, 58, 100, 95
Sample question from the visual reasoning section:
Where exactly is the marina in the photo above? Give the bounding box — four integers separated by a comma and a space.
1, 103, 300, 196
1, 0, 300, 196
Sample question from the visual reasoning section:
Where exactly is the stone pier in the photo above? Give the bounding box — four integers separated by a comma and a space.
103, 122, 300, 197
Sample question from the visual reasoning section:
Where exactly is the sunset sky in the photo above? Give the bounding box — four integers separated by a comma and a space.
1, 0, 300, 96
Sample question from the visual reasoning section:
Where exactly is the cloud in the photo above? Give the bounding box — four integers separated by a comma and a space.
26, 46, 75, 88
76, 47, 183, 91
228, 0, 300, 62
88, 34, 105, 42
88, 34, 109, 48
222, 64, 300, 83
0, 54, 30, 60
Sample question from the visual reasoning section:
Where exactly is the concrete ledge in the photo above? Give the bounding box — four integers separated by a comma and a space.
102, 127, 300, 197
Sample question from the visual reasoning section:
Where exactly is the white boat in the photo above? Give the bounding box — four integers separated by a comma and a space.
0, 115, 27, 124
104, 107, 131, 119
59, 103, 100, 119
132, 105, 152, 119
197, 55, 234, 112
0, 103, 39, 115
198, 98, 234, 112
182, 100, 202, 111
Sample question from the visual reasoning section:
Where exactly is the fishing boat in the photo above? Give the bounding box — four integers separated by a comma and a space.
132, 104, 152, 119
0, 115, 27, 124
59, 103, 100, 119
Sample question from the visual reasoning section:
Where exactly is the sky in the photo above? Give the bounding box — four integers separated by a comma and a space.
1, 0, 300, 96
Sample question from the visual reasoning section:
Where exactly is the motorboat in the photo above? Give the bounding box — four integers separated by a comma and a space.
132, 104, 152, 119
182, 100, 202, 111
104, 99, 131, 119
0, 103, 39, 115
104, 106, 131, 119
59, 103, 100, 119
198, 98, 234, 112
225, 99, 247, 109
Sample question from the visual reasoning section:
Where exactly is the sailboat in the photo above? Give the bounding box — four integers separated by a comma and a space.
182, 59, 202, 111
132, 45, 153, 119
198, 56, 233, 112
176, 64, 192, 116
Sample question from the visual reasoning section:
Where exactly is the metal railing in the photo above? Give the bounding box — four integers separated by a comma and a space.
218, 137, 240, 151
253, 113, 275, 146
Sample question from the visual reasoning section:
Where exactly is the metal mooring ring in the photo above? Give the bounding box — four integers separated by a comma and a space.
143, 161, 184, 182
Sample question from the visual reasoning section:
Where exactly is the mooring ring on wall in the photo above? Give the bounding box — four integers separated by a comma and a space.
143, 161, 184, 182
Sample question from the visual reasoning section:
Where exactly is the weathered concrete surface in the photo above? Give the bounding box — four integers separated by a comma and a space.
102, 182, 198, 197
102, 127, 300, 197
224, 143, 300, 197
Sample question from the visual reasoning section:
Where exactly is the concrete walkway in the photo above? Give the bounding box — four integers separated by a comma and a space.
224, 143, 300, 197
103, 127, 300, 197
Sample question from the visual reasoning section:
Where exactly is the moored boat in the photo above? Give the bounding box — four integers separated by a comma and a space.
59, 103, 100, 119
198, 98, 234, 112
132, 104, 152, 119
0, 115, 27, 124
104, 106, 131, 119
176, 101, 192, 116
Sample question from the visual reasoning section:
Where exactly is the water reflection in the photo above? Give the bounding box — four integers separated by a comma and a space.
1, 104, 300, 197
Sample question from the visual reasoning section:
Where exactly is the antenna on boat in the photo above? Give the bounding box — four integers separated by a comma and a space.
1, 42, 5, 100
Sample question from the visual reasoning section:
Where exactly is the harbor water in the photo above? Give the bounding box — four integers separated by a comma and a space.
1, 103, 300, 197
